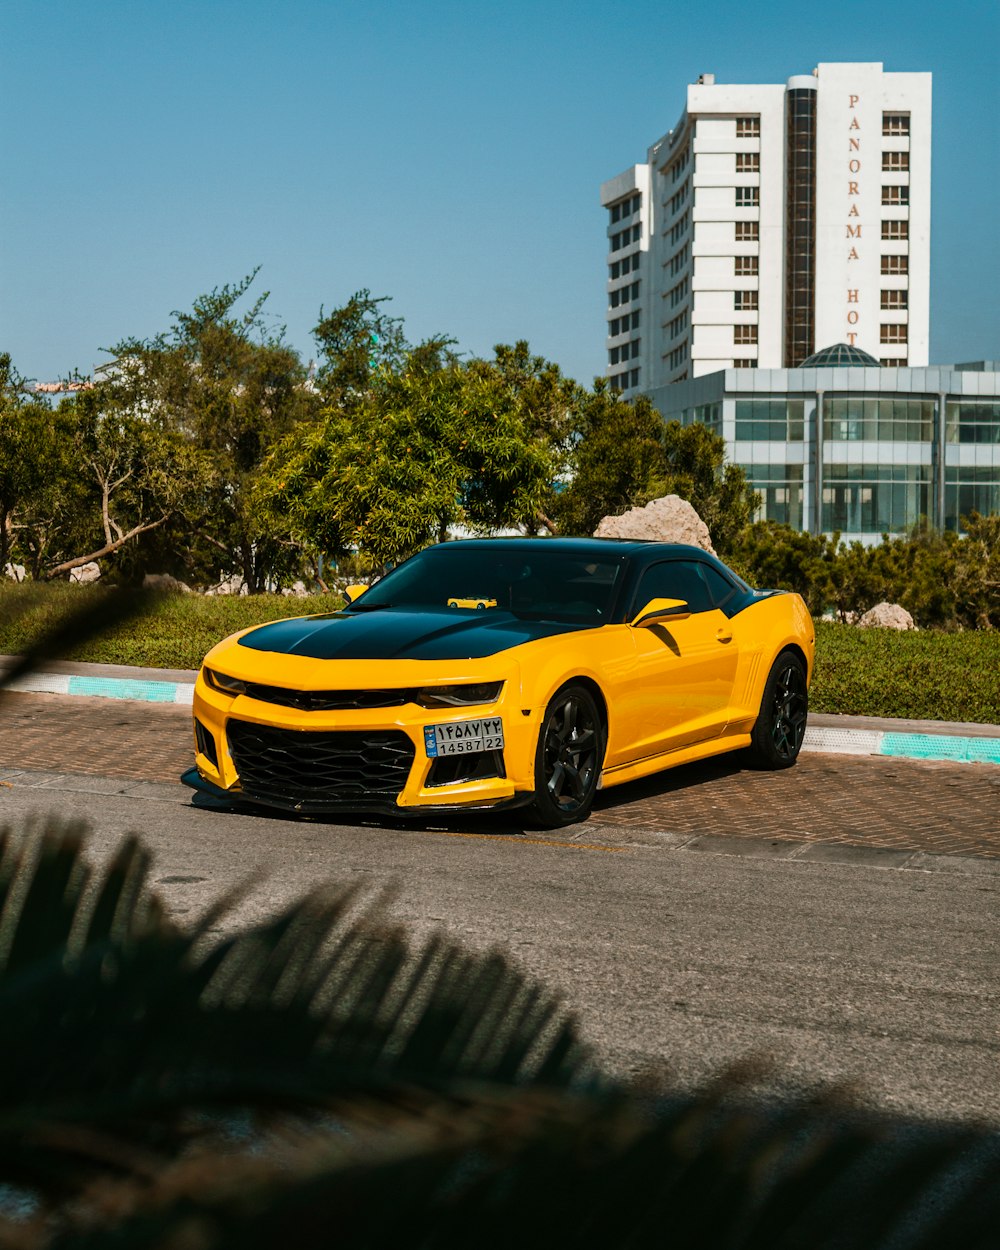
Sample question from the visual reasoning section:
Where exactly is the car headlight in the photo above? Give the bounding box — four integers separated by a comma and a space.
415, 682, 503, 709
204, 667, 247, 697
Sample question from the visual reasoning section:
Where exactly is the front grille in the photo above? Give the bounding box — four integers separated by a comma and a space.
227, 721, 415, 810
242, 682, 410, 712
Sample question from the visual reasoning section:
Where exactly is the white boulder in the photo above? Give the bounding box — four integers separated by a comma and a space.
281, 580, 310, 598
857, 602, 916, 630
143, 572, 191, 593
594, 494, 715, 554
205, 574, 248, 596
69, 562, 101, 584
4, 563, 26, 583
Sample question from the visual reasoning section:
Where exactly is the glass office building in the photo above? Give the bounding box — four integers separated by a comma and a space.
646, 348, 1000, 541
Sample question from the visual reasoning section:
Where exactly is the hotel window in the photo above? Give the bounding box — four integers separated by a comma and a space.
736, 152, 760, 172
609, 347, 620, 365
882, 185, 909, 205
734, 256, 759, 276
823, 463, 929, 534
735, 400, 804, 441
734, 290, 759, 310
667, 310, 688, 339
880, 358, 907, 367
668, 276, 689, 307
610, 288, 621, 308
734, 325, 758, 345
882, 113, 910, 136
630, 368, 640, 387
880, 324, 909, 344
881, 255, 909, 274
631, 280, 640, 300
881, 289, 908, 309
733, 359, 757, 368
735, 221, 759, 241
632, 193, 641, 213
882, 151, 910, 171
610, 204, 620, 224
824, 397, 932, 442
735, 186, 760, 207
609, 262, 620, 279
620, 199, 632, 220
945, 400, 1000, 445
736, 117, 761, 137
631, 310, 640, 329
881, 220, 909, 240
668, 184, 688, 215
945, 467, 1000, 532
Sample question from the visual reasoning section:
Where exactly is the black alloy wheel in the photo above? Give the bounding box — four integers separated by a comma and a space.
747, 650, 809, 769
530, 684, 604, 828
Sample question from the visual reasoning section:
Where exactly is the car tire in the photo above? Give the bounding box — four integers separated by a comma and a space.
746, 649, 809, 769
528, 684, 604, 829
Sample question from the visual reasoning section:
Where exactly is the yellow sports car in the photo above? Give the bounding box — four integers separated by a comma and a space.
183, 538, 814, 827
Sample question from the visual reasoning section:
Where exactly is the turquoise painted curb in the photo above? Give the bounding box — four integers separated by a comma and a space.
881, 732, 1000, 765
68, 675, 179, 703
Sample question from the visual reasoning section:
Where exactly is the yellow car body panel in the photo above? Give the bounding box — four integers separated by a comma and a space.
189, 541, 814, 820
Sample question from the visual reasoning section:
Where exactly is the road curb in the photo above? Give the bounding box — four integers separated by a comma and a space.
3, 661, 999, 767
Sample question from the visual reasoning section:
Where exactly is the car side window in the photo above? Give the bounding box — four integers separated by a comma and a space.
632, 560, 718, 616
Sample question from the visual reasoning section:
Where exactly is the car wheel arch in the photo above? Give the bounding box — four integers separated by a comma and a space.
548, 675, 609, 743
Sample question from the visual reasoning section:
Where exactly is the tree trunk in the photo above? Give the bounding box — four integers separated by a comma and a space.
44, 516, 171, 580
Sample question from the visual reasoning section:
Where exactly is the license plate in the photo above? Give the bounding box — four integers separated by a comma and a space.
424, 717, 505, 757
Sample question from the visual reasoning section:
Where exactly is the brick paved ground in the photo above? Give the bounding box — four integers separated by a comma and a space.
2, 691, 998, 858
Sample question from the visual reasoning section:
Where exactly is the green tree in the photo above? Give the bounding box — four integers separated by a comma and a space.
556, 401, 758, 555
553, 384, 667, 535
0, 356, 68, 574
256, 348, 560, 570
108, 270, 320, 590
311, 288, 411, 404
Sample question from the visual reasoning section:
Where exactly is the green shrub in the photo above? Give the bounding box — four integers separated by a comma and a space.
811, 620, 1000, 722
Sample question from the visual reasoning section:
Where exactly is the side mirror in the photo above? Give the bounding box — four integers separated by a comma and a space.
342, 584, 369, 605
630, 597, 691, 628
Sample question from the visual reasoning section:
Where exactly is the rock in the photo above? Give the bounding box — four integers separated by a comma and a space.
4, 563, 26, 583
281, 580, 309, 598
143, 573, 191, 593
69, 562, 101, 584
857, 602, 916, 630
204, 574, 248, 597
593, 495, 716, 554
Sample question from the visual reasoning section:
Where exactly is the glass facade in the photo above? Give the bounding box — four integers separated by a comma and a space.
681, 401, 722, 433
945, 401, 1000, 444
735, 399, 804, 440
822, 464, 931, 533
783, 89, 816, 366
824, 397, 934, 442
740, 463, 804, 529
944, 468, 1000, 530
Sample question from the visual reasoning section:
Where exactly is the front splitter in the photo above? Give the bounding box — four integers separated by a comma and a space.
179, 767, 534, 820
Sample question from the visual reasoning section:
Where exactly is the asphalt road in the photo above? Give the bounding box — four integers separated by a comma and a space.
2, 768, 997, 1127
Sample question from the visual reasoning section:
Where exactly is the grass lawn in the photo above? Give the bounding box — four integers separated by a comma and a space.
2, 586, 998, 724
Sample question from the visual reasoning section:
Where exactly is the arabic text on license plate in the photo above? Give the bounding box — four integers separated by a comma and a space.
424, 717, 505, 758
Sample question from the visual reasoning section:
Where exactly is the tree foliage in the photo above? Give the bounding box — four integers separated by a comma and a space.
554, 395, 759, 556
256, 345, 566, 570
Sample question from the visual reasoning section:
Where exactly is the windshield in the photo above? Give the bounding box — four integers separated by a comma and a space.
352, 545, 624, 624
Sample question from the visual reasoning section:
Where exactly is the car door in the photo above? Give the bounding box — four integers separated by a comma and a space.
616, 558, 741, 762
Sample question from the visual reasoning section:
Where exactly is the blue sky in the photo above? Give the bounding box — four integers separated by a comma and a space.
2, 0, 997, 386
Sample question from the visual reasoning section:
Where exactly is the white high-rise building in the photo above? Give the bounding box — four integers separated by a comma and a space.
601, 63, 932, 394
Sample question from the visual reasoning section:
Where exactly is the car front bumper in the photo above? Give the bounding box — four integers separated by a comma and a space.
189, 661, 540, 816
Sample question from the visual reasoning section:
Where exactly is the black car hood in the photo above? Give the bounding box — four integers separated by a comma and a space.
237, 608, 593, 662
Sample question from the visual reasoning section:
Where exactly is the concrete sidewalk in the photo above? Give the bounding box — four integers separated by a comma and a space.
2, 656, 999, 765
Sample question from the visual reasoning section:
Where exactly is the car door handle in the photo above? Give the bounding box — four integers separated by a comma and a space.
716, 627, 733, 643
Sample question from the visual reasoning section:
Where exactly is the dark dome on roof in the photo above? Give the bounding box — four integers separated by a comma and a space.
799, 343, 881, 368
